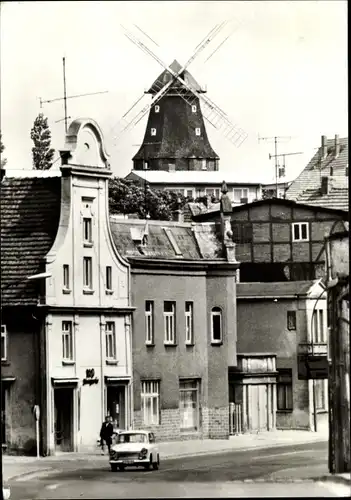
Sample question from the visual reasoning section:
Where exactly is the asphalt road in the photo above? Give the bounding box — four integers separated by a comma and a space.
8, 441, 350, 498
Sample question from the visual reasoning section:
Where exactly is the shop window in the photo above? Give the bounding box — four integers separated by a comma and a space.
179, 379, 200, 431
141, 381, 160, 425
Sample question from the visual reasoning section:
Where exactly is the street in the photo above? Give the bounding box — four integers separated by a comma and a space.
7, 441, 350, 498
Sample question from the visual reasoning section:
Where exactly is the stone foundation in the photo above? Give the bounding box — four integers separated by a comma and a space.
133, 405, 230, 442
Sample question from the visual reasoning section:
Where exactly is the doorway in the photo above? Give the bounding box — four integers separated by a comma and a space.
54, 387, 74, 452
106, 386, 126, 430
249, 384, 268, 432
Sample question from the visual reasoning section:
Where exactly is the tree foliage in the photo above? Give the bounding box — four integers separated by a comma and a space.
109, 177, 187, 221
0, 132, 7, 168
30, 113, 55, 170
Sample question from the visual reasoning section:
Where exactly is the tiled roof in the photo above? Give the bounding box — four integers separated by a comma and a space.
1, 177, 61, 306
109, 218, 223, 261
125, 170, 262, 186
286, 137, 348, 210
237, 280, 323, 298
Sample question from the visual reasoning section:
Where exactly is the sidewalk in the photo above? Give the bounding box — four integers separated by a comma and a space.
4, 429, 349, 486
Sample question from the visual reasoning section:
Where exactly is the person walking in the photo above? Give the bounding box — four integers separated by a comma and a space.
100, 415, 114, 455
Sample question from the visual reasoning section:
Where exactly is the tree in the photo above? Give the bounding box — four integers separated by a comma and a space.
1, 132, 7, 168
30, 113, 55, 170
108, 178, 187, 221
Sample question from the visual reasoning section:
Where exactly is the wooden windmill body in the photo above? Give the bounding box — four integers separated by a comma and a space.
133, 60, 219, 172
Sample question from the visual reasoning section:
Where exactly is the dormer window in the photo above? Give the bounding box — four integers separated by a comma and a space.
155, 105, 160, 113
195, 128, 201, 136
151, 128, 157, 136
192, 105, 197, 113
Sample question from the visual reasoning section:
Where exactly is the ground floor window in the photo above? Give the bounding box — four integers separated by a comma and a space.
141, 381, 160, 426
179, 379, 200, 431
277, 369, 293, 411
315, 379, 327, 411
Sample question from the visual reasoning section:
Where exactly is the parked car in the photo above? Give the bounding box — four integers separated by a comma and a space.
109, 430, 160, 471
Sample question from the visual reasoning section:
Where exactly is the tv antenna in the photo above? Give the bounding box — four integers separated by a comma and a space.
268, 151, 303, 181
258, 135, 295, 195
39, 57, 109, 133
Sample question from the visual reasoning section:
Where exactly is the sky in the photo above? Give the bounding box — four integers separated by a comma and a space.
0, 1, 348, 183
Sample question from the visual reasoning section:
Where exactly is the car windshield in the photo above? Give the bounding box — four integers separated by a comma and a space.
117, 433, 147, 444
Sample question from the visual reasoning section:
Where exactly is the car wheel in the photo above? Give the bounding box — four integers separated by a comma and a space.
152, 454, 159, 470
118, 465, 125, 471
110, 464, 118, 472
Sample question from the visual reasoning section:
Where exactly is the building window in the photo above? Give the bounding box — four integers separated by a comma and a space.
63, 265, 70, 290
205, 188, 220, 199
192, 105, 197, 113
105, 322, 116, 360
292, 222, 309, 242
195, 128, 201, 136
83, 257, 93, 289
83, 217, 92, 244
1, 325, 7, 361
145, 301, 154, 345
62, 321, 73, 361
155, 105, 160, 113
211, 307, 222, 344
106, 266, 112, 291
287, 311, 296, 330
201, 159, 207, 170
186, 189, 194, 199
277, 369, 293, 411
151, 128, 156, 136
233, 188, 249, 203
141, 381, 160, 425
179, 379, 200, 431
315, 379, 327, 410
312, 309, 326, 343
185, 302, 194, 345
164, 301, 176, 344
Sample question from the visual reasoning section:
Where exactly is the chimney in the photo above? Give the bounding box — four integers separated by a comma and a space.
321, 176, 329, 195
321, 135, 328, 160
334, 134, 340, 158
0, 166, 5, 182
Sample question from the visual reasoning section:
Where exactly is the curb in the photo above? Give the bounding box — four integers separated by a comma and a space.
318, 475, 351, 487
5, 467, 55, 483
161, 436, 328, 460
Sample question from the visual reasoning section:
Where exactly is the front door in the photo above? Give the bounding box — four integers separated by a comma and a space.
54, 388, 74, 452
107, 386, 125, 430
249, 384, 268, 432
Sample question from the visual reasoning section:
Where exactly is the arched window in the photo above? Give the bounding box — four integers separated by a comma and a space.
211, 307, 222, 344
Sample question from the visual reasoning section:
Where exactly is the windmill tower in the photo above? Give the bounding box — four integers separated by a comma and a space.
132, 60, 219, 172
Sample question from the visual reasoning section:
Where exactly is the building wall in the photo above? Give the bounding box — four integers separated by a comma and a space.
45, 311, 131, 454
197, 201, 346, 282
131, 267, 237, 441
236, 297, 327, 430
1, 311, 41, 454
41, 124, 133, 455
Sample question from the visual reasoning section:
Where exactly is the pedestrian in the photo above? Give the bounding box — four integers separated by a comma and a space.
100, 415, 114, 455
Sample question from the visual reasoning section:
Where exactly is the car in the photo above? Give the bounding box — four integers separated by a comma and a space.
109, 430, 160, 471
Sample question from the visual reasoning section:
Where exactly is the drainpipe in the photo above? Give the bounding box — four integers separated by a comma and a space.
310, 285, 328, 432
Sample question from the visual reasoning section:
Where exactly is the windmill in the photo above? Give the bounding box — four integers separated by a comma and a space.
106, 21, 248, 160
